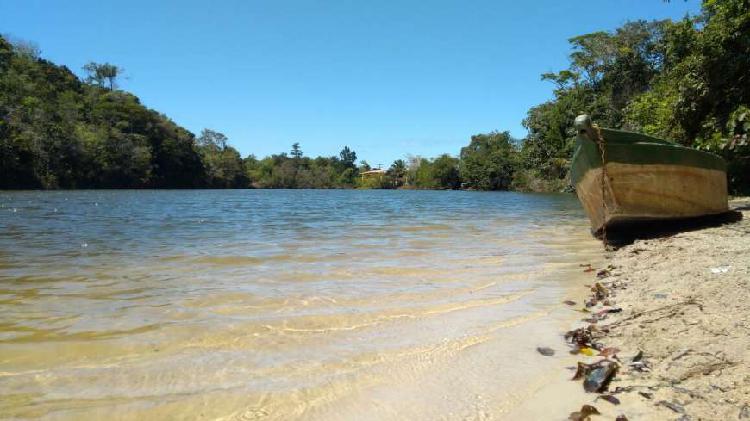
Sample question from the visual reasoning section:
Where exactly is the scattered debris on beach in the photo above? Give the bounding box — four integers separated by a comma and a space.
572, 359, 618, 393
536, 346, 555, 356
568, 404, 600, 421
559, 201, 750, 420
596, 394, 620, 405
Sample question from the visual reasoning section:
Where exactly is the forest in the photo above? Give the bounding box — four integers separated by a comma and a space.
513, 0, 750, 194
1, 0, 748, 192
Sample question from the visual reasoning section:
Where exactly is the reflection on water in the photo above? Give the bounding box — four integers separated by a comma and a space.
0, 190, 602, 420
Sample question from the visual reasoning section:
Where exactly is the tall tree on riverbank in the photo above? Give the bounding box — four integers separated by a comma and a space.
517, 0, 750, 193
338, 146, 358, 185
625, 0, 750, 192
459, 132, 518, 190
197, 129, 248, 188
387, 159, 407, 188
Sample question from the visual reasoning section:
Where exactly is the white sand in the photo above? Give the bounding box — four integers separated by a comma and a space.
560, 199, 750, 420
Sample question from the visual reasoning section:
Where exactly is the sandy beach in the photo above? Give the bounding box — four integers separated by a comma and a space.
555, 198, 750, 420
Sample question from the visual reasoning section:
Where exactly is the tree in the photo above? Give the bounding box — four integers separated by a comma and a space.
339, 146, 357, 168
83, 62, 123, 90
460, 132, 519, 190
197, 129, 228, 150
387, 159, 407, 187
291, 142, 303, 159
514, 20, 672, 191
622, 0, 750, 193
409, 155, 460, 189
7, 36, 40, 59
196, 129, 247, 187
431, 154, 461, 189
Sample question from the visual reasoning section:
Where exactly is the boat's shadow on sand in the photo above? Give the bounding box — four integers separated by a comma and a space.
603, 210, 744, 247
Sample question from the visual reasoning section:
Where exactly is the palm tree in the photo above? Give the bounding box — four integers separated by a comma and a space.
387, 159, 407, 187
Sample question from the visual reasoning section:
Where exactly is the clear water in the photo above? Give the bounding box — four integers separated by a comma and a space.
0, 190, 602, 420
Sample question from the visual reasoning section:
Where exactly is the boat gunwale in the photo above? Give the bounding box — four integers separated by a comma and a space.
571, 128, 727, 185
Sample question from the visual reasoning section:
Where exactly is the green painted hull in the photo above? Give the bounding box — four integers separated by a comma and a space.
571, 116, 729, 233
571, 127, 727, 187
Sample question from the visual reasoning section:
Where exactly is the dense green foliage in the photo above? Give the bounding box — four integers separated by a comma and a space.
459, 132, 518, 190
1, 35, 214, 188
244, 145, 361, 188
512, 0, 750, 194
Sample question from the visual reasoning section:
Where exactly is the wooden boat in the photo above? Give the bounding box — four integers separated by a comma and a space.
571, 115, 728, 236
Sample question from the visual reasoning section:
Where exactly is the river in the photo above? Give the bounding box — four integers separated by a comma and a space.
0, 190, 602, 420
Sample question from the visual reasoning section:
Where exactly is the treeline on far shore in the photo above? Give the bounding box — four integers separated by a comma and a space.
243, 132, 517, 190
0, 31, 523, 191
1, 0, 748, 193
0, 32, 512, 191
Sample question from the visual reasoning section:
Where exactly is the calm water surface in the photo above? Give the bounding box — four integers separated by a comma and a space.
0, 190, 602, 420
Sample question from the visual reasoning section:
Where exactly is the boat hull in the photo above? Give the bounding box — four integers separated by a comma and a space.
575, 162, 728, 233
571, 118, 728, 235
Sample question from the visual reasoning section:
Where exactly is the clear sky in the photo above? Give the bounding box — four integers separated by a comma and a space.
2, 0, 700, 166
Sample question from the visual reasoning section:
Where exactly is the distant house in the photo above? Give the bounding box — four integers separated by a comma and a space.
360, 168, 386, 179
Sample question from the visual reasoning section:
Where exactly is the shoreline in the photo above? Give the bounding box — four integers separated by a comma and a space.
557, 198, 750, 420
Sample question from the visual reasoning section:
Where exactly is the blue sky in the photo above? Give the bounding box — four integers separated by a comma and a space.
2, 0, 700, 166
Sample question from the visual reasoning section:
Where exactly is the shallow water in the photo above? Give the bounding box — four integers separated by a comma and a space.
0, 190, 602, 420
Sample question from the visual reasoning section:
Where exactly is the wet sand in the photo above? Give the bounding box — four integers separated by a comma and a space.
551, 198, 750, 420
